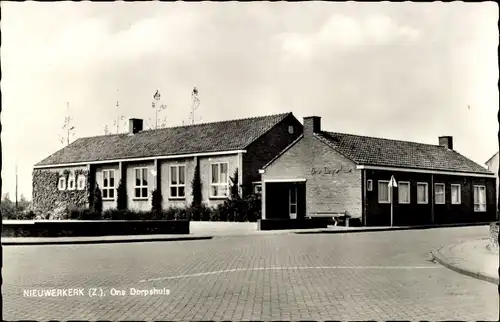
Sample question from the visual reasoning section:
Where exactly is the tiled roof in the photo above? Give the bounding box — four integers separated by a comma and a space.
315, 131, 492, 175
35, 113, 293, 166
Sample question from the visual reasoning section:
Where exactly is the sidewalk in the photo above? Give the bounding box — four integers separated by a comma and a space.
431, 239, 499, 285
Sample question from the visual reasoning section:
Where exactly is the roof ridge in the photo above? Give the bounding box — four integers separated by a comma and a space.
79, 112, 292, 140
141, 112, 291, 133
322, 131, 444, 148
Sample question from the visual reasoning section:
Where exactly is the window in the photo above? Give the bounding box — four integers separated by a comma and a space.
417, 182, 428, 204
210, 162, 229, 198
474, 185, 486, 212
58, 177, 67, 191
435, 183, 445, 204
398, 181, 410, 204
451, 184, 461, 204
102, 170, 115, 200
378, 180, 390, 203
77, 175, 86, 190
288, 125, 294, 134
134, 168, 149, 199
367, 180, 373, 191
68, 175, 76, 191
170, 165, 186, 199
254, 183, 262, 195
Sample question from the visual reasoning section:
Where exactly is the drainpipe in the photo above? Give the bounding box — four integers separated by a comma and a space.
431, 174, 434, 224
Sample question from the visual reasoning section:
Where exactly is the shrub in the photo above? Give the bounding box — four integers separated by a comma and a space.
151, 189, 162, 213
93, 185, 103, 214
116, 179, 127, 210
191, 163, 203, 208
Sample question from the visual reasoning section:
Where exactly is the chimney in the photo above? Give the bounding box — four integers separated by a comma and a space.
438, 136, 453, 150
303, 116, 321, 137
129, 118, 143, 135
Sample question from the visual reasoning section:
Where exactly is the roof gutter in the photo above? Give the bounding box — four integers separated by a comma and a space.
34, 150, 247, 169
356, 165, 496, 178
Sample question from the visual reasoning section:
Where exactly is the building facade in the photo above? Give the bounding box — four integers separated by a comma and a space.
485, 151, 499, 211
32, 113, 303, 214
260, 116, 497, 226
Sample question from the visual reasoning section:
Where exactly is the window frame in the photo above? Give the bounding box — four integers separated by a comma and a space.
451, 184, 461, 205
210, 162, 229, 199
77, 175, 86, 191
398, 181, 410, 204
434, 183, 445, 204
169, 164, 186, 199
134, 167, 149, 200
102, 169, 116, 200
367, 179, 373, 192
288, 125, 295, 134
67, 175, 76, 191
58, 177, 67, 191
253, 183, 262, 195
416, 182, 428, 204
378, 180, 390, 204
473, 185, 486, 212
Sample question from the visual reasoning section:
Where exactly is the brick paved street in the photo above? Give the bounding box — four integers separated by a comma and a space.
3, 226, 498, 320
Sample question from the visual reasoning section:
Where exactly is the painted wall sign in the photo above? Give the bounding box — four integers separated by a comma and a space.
311, 165, 353, 175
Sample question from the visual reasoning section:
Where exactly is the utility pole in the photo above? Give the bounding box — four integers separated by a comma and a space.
190, 87, 200, 125
15, 162, 18, 218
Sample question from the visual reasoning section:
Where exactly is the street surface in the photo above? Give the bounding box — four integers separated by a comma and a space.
3, 226, 498, 320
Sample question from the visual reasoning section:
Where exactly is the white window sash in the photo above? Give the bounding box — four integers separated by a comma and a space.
473, 185, 486, 212
102, 170, 116, 200
169, 165, 186, 199
77, 175, 86, 190
398, 182, 410, 204
435, 183, 445, 204
67, 176, 76, 191
134, 167, 149, 199
58, 177, 67, 191
378, 181, 390, 203
210, 162, 229, 198
451, 184, 461, 204
417, 183, 428, 204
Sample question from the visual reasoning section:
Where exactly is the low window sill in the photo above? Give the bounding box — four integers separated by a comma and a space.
102, 198, 115, 201
133, 198, 149, 201
169, 197, 186, 201
209, 196, 229, 200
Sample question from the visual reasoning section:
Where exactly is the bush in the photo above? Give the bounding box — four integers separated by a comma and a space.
191, 163, 203, 208
151, 189, 162, 213
116, 179, 127, 210
93, 186, 103, 214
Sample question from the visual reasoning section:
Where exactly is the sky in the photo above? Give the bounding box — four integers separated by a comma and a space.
1, 1, 499, 201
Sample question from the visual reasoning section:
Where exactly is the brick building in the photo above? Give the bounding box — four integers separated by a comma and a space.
32, 113, 303, 214
260, 116, 497, 226
485, 151, 499, 210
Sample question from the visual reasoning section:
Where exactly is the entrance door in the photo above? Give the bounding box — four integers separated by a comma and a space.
289, 186, 298, 219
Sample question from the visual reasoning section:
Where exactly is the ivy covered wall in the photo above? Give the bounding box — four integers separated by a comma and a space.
32, 168, 91, 216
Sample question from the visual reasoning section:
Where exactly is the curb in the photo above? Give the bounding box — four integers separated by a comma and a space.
1, 236, 213, 246
294, 222, 491, 235
430, 247, 499, 285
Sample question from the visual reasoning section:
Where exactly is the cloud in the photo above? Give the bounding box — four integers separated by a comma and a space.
279, 13, 421, 61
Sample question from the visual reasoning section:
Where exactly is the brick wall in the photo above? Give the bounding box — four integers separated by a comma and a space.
243, 114, 303, 191
262, 135, 362, 218
366, 170, 497, 226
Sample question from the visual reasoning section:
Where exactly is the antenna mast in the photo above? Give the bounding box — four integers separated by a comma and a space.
190, 87, 200, 125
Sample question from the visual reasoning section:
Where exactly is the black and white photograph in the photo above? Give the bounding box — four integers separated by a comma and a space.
1, 1, 499, 321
